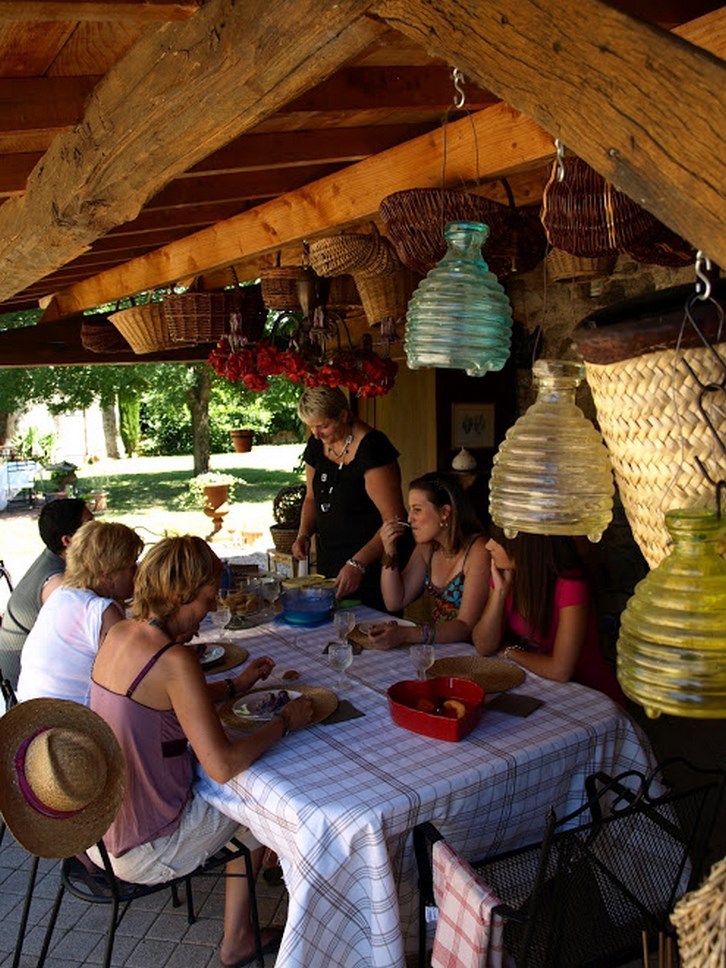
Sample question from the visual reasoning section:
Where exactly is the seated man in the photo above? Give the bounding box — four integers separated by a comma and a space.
0, 498, 91, 690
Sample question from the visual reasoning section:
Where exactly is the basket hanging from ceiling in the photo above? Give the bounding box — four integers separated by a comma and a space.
547, 249, 618, 283
80, 316, 132, 354
541, 155, 660, 258
572, 281, 725, 568
163, 281, 266, 345
308, 227, 400, 279
621, 220, 695, 268
109, 300, 181, 355
260, 264, 309, 312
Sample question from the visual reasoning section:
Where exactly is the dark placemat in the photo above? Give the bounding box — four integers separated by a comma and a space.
321, 699, 365, 725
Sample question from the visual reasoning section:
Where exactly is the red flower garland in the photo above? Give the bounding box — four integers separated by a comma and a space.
209, 337, 397, 397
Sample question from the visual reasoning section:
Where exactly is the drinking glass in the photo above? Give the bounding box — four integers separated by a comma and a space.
260, 575, 281, 615
328, 641, 353, 689
334, 609, 356, 641
210, 590, 231, 638
410, 643, 435, 681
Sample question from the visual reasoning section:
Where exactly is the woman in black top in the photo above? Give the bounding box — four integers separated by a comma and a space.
291, 386, 407, 609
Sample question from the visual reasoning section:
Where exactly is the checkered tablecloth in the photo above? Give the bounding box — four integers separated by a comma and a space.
196, 608, 656, 968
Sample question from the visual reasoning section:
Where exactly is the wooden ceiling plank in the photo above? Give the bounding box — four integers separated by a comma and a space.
0, 0, 384, 303
0, 76, 100, 132
105, 200, 262, 236
186, 123, 436, 176
671, 8, 726, 56
42, 103, 554, 317
47, 21, 146, 76
0, 22, 73, 75
0, 151, 43, 195
373, 0, 726, 265
0, 2, 200, 23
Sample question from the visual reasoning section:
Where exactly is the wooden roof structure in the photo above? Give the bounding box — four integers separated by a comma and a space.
0, 0, 724, 366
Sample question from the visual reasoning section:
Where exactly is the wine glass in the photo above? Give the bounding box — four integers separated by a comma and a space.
410, 644, 435, 682
333, 609, 356, 642
210, 590, 231, 638
260, 575, 281, 615
328, 640, 353, 690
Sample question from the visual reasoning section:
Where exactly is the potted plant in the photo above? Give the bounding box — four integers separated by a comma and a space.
34, 461, 78, 503
229, 429, 254, 453
78, 477, 110, 513
189, 471, 237, 540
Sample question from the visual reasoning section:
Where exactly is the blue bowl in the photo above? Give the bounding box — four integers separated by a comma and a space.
279, 587, 334, 626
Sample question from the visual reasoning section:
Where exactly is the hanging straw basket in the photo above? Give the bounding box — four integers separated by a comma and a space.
622, 222, 696, 268
260, 265, 308, 311
109, 301, 179, 354
547, 249, 618, 282
80, 316, 132, 354
162, 289, 241, 345
573, 281, 725, 568
356, 266, 418, 325
308, 228, 400, 278
379, 188, 512, 277
541, 156, 660, 258
670, 856, 726, 968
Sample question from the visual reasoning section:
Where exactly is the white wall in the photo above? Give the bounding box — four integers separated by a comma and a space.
14, 402, 111, 465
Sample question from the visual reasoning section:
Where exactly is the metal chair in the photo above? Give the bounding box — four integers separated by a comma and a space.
36, 834, 264, 968
414, 758, 725, 968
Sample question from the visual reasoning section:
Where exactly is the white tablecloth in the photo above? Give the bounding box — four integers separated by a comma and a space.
196, 608, 656, 968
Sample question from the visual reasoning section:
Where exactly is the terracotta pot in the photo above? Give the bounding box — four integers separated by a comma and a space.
203, 484, 229, 512
90, 490, 108, 512
230, 429, 254, 453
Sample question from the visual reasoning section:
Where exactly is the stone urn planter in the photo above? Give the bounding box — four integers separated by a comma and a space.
189, 472, 236, 540
88, 489, 109, 513
230, 429, 254, 453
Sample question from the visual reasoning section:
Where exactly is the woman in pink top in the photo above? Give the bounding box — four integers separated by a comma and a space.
472, 526, 624, 704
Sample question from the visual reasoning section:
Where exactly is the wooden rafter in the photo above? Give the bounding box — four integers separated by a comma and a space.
373, 0, 726, 265
0, 0, 383, 303
42, 104, 553, 318
0, 1, 200, 22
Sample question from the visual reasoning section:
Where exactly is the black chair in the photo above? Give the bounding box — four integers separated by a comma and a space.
35, 834, 264, 968
414, 758, 725, 968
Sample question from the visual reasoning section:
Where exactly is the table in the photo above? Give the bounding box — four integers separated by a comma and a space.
196, 608, 656, 968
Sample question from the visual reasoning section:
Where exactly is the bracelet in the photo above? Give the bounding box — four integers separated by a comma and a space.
420, 623, 435, 645
381, 552, 399, 570
224, 678, 236, 700
346, 558, 366, 574
276, 713, 291, 737
503, 645, 525, 661
297, 532, 311, 541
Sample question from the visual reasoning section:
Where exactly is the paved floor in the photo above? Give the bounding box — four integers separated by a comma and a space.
0, 830, 286, 968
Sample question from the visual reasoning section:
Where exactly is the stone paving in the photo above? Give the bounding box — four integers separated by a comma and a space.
0, 830, 286, 968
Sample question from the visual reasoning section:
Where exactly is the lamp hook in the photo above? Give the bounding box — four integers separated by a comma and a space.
694, 250, 712, 301
451, 67, 466, 109
554, 139, 566, 183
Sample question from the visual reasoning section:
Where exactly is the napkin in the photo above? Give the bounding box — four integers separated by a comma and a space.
321, 700, 365, 724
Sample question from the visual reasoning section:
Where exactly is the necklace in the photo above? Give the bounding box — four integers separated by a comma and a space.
327, 432, 353, 469
148, 616, 172, 638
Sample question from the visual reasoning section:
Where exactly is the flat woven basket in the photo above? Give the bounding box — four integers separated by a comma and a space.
80, 318, 132, 354
309, 229, 400, 278
574, 284, 725, 568
547, 249, 617, 282
109, 302, 178, 354
670, 856, 726, 968
541, 155, 659, 258
379, 188, 512, 277
162, 290, 241, 345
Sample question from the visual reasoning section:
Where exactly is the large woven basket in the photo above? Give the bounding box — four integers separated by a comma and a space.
260, 265, 308, 311
109, 301, 178, 354
80, 316, 132, 354
541, 155, 659, 258
269, 525, 298, 553
573, 282, 725, 568
309, 229, 400, 278
670, 856, 726, 968
547, 249, 617, 282
162, 289, 241, 345
622, 221, 695, 268
379, 188, 512, 277
356, 265, 418, 324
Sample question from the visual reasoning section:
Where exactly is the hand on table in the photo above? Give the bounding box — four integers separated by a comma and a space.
281, 695, 314, 733
236, 656, 275, 693
335, 561, 364, 600
365, 621, 409, 650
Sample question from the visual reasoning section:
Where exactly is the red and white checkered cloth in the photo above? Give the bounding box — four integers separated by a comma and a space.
431, 839, 505, 968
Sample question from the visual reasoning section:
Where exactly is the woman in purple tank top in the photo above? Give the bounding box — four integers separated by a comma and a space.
90, 536, 313, 968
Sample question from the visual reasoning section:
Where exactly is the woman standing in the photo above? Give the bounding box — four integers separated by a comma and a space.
472, 526, 624, 703
291, 386, 407, 609
367, 473, 490, 648
89, 535, 312, 968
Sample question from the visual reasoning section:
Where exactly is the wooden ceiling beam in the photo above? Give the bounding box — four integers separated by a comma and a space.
372, 0, 726, 265
0, 1, 200, 22
0, 0, 384, 302
42, 103, 554, 317
105, 200, 268, 237
0, 76, 100, 133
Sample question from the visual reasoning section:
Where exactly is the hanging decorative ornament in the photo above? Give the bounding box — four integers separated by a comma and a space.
489, 359, 614, 541
617, 509, 726, 720
451, 447, 477, 471
404, 221, 513, 375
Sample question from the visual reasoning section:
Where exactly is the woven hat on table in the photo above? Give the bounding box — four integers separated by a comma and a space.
109, 301, 180, 354
573, 281, 725, 568
379, 188, 513, 277
541, 155, 660, 258
0, 698, 125, 859
80, 317, 132, 354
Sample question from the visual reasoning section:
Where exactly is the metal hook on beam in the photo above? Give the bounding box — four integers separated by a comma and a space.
451, 67, 466, 110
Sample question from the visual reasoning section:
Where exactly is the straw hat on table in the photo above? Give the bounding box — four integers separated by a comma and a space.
0, 698, 125, 859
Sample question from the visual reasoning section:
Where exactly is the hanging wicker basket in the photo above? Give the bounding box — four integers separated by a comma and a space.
109, 301, 179, 354
356, 265, 418, 325
308, 228, 400, 278
547, 249, 618, 282
162, 289, 242, 345
80, 316, 132, 354
541, 155, 660, 258
573, 282, 725, 568
670, 856, 726, 968
622, 221, 695, 268
260, 265, 308, 311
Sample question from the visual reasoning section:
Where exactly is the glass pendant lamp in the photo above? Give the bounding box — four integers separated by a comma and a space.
617, 509, 726, 719
405, 221, 513, 375
489, 359, 614, 541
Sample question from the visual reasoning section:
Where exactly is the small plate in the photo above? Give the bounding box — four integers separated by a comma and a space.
233, 689, 302, 721
199, 643, 226, 667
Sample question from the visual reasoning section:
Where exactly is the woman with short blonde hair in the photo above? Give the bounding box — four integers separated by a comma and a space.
64, 520, 144, 595
132, 535, 221, 624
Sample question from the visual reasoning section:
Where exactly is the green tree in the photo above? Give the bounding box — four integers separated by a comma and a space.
118, 389, 141, 456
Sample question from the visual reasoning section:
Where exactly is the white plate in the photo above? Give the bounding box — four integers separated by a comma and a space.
233, 689, 301, 721
199, 644, 226, 666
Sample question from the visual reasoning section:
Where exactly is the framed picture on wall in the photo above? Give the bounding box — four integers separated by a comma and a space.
451, 403, 496, 449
